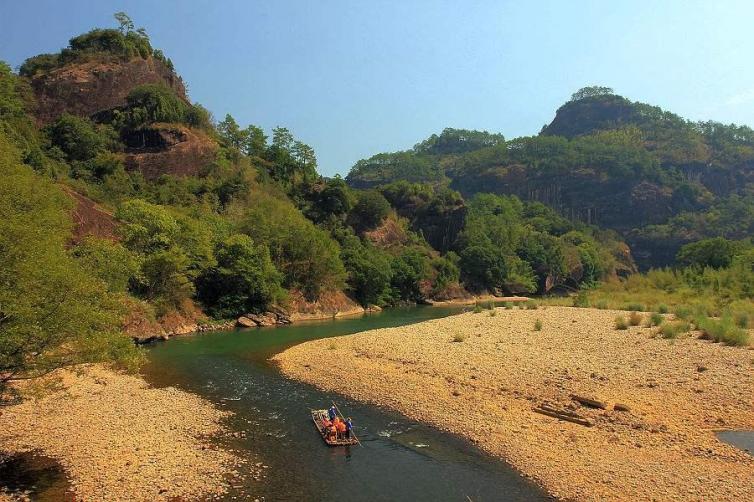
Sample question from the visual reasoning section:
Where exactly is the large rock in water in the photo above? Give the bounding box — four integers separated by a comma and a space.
28, 57, 186, 125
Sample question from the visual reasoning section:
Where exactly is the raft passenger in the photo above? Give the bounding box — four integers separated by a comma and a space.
345, 417, 353, 439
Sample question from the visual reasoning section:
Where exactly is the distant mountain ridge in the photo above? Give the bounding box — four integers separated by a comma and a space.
346, 87, 754, 268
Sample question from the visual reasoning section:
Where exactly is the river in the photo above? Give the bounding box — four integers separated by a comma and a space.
142, 305, 550, 501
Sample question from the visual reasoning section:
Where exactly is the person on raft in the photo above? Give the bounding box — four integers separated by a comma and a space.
345, 417, 353, 439
334, 416, 346, 438
328, 405, 337, 421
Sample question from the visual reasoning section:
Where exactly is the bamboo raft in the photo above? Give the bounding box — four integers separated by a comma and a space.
311, 408, 359, 446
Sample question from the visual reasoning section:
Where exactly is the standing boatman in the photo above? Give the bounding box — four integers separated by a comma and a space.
328, 404, 337, 421
345, 417, 353, 439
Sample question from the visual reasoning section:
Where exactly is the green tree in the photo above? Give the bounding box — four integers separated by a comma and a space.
0, 140, 139, 389
349, 189, 391, 232
71, 237, 139, 293
676, 237, 737, 269
197, 235, 284, 317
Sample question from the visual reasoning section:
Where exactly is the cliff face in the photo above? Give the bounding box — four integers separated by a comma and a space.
29, 57, 185, 124
123, 124, 217, 179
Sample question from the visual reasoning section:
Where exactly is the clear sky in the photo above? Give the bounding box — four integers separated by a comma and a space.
2, 0, 754, 176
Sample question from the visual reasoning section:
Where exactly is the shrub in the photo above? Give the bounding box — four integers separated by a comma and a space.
452, 333, 466, 342
695, 315, 750, 346
615, 316, 628, 330
657, 304, 669, 314
534, 319, 542, 331
626, 303, 644, 312
500, 301, 510, 309
525, 300, 538, 310
506, 303, 514, 309
661, 321, 690, 339
573, 291, 589, 307
648, 312, 664, 327
595, 300, 608, 309
628, 311, 642, 326
472, 304, 483, 314
674, 305, 693, 320
734, 312, 749, 329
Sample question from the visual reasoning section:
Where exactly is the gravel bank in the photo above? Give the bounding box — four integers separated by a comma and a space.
0, 366, 242, 501
275, 306, 754, 501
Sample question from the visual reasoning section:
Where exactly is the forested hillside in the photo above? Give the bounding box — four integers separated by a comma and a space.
347, 86, 754, 269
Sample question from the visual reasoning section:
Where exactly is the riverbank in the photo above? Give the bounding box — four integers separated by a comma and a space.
275, 306, 754, 501
0, 365, 242, 501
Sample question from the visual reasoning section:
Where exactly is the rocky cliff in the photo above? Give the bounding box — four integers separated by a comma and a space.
29, 57, 185, 125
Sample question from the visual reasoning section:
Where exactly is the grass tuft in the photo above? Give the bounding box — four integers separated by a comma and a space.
660, 320, 690, 339
628, 311, 642, 326
648, 312, 664, 327
695, 315, 749, 346
626, 303, 645, 312
615, 316, 628, 330
657, 304, 669, 314
452, 333, 466, 343
534, 318, 542, 331
472, 304, 483, 314
573, 292, 589, 308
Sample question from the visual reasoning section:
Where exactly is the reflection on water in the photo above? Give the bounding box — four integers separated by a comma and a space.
143, 306, 550, 501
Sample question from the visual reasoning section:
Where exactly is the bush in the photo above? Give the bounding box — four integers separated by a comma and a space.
660, 321, 690, 339
500, 301, 510, 309
734, 312, 749, 329
595, 300, 608, 309
615, 316, 628, 330
534, 319, 542, 331
628, 311, 642, 326
452, 333, 466, 342
657, 304, 669, 314
626, 303, 644, 312
525, 300, 538, 310
695, 315, 750, 346
648, 312, 664, 327
674, 305, 693, 320
573, 291, 589, 307
473, 304, 483, 314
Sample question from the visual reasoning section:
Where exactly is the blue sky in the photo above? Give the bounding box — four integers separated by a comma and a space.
2, 0, 754, 176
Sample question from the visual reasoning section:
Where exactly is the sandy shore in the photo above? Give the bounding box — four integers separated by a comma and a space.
0, 366, 242, 501
275, 306, 754, 501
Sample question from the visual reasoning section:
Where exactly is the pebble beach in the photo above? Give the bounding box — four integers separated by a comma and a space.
0, 366, 240, 501
275, 306, 754, 501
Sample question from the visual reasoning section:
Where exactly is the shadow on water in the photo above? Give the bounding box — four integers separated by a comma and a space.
142, 305, 551, 501
0, 452, 74, 501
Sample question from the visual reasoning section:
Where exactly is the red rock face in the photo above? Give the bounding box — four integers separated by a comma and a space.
29, 57, 186, 125
123, 124, 217, 179
61, 186, 119, 245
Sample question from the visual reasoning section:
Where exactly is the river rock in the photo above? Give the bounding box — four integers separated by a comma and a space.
237, 316, 257, 328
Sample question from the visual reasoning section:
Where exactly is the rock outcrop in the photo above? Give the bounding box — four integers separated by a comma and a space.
123, 124, 217, 179
28, 57, 185, 125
